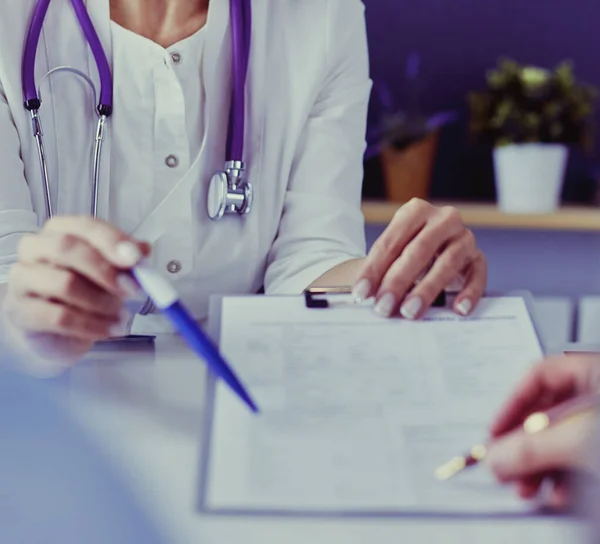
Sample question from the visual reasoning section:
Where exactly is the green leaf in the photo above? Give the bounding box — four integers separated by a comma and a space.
469, 57, 597, 150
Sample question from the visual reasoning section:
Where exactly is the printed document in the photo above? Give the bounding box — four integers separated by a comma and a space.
205, 296, 544, 513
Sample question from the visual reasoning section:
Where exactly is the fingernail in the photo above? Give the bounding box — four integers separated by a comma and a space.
374, 293, 396, 318
117, 274, 141, 299
352, 279, 372, 303
457, 298, 473, 316
400, 296, 423, 320
115, 242, 143, 267
109, 309, 132, 338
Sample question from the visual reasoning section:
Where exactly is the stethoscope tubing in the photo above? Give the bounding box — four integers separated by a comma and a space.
22, 0, 252, 221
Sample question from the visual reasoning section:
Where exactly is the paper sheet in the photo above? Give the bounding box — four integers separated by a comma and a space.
205, 296, 544, 513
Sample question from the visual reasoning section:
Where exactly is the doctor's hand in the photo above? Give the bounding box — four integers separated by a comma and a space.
485, 355, 600, 508
2, 217, 149, 370
353, 199, 487, 319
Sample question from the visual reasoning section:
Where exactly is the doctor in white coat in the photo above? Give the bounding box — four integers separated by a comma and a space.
0, 0, 487, 364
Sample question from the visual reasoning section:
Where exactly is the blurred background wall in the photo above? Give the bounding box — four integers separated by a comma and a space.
362, 0, 600, 322
363, 0, 600, 203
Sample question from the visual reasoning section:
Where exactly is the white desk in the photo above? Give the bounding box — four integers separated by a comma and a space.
578, 297, 600, 344
532, 296, 574, 353
63, 336, 584, 544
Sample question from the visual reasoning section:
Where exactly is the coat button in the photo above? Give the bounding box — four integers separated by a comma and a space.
165, 155, 179, 168
171, 52, 182, 65
167, 260, 182, 274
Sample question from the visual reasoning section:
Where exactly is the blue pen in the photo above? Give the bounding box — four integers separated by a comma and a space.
132, 266, 259, 414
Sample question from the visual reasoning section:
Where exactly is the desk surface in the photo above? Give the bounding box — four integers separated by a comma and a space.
362, 201, 600, 232
60, 335, 585, 544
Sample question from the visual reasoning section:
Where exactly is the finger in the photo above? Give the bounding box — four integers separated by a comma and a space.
9, 263, 123, 318
550, 474, 572, 510
371, 209, 465, 317
17, 233, 141, 298
43, 216, 150, 268
516, 475, 544, 499
352, 200, 432, 301
8, 297, 128, 342
490, 356, 599, 437
400, 231, 477, 319
453, 250, 487, 317
485, 415, 592, 482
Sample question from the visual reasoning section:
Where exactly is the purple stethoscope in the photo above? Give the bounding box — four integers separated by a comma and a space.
22, 0, 253, 223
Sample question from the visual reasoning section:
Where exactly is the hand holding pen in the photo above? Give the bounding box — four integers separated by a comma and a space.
2, 215, 260, 414
436, 355, 600, 508
2, 217, 151, 369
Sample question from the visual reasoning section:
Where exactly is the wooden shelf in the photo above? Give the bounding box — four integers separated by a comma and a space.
362, 201, 600, 232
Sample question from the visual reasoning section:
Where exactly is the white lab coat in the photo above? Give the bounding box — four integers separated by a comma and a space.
0, 0, 370, 328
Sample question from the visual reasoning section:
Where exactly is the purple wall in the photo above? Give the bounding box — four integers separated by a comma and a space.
364, 0, 600, 202
365, 0, 600, 118
364, 1, 600, 298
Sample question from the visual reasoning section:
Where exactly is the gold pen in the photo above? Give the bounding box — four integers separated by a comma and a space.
435, 395, 600, 481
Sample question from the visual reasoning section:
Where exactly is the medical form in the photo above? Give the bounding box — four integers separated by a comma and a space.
201, 296, 545, 515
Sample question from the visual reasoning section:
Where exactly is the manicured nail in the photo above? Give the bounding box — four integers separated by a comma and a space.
457, 298, 473, 316
352, 279, 372, 303
115, 242, 143, 267
400, 296, 423, 320
117, 274, 141, 299
109, 309, 132, 338
374, 293, 396, 317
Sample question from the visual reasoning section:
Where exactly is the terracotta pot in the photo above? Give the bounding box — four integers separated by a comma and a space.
380, 130, 439, 203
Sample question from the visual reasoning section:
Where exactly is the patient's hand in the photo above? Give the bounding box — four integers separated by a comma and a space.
485, 355, 600, 508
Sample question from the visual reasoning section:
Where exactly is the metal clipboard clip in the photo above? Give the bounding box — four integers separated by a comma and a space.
304, 287, 447, 309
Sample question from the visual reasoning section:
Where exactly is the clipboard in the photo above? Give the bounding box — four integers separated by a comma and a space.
563, 343, 600, 355
92, 335, 156, 352
304, 287, 446, 309
198, 290, 548, 520
91, 301, 157, 350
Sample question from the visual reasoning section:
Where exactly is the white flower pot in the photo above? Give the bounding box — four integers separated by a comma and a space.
493, 143, 568, 213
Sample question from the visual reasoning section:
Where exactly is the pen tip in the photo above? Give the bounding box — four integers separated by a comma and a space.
244, 395, 260, 414
434, 457, 466, 481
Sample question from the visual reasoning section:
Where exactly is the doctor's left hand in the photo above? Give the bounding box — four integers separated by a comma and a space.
353, 199, 487, 319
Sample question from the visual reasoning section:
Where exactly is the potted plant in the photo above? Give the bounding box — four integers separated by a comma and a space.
367, 54, 457, 203
469, 58, 596, 213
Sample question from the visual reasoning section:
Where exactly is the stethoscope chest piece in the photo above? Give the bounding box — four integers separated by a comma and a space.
207, 160, 253, 221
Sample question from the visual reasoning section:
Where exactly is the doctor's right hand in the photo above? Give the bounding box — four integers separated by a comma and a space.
2, 217, 150, 370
